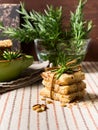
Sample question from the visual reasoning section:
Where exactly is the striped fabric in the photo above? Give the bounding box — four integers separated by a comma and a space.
0, 62, 98, 130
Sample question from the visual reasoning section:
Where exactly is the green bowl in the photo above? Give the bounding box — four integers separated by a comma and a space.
0, 55, 33, 82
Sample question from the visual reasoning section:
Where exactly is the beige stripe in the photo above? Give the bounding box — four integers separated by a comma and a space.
45, 107, 50, 130
37, 83, 40, 130
85, 87, 98, 129
7, 90, 18, 130
92, 62, 98, 72
70, 107, 79, 130
82, 64, 98, 129
86, 81, 98, 114
73, 94, 97, 130
27, 87, 32, 130
83, 63, 98, 96
17, 88, 25, 130
53, 102, 60, 130
61, 107, 69, 130
86, 62, 98, 76
90, 62, 98, 72
0, 93, 10, 125
77, 104, 89, 130
83, 101, 98, 129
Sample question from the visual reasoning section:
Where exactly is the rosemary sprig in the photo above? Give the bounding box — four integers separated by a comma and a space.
0, 22, 38, 43
70, 0, 93, 40
28, 5, 63, 50
51, 59, 81, 79
2, 50, 22, 60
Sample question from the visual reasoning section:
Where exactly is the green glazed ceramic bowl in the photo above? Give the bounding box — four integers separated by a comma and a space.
0, 55, 33, 82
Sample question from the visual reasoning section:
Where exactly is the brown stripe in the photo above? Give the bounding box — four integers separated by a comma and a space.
82, 63, 98, 129
70, 107, 79, 130
53, 102, 59, 130
77, 104, 89, 130
87, 92, 98, 114
45, 111, 50, 130
87, 62, 98, 83
45, 101, 50, 130
17, 87, 25, 130
50, 73, 55, 99
86, 62, 98, 77
85, 85, 98, 129
62, 107, 69, 130
82, 63, 98, 97
0, 95, 2, 99
37, 83, 40, 130
7, 90, 18, 130
84, 64, 98, 109
83, 100, 98, 129
91, 62, 98, 72
0, 92, 10, 125
86, 81, 98, 114
27, 86, 32, 130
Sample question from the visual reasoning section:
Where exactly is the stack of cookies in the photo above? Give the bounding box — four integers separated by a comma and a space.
0, 39, 12, 55
40, 70, 86, 106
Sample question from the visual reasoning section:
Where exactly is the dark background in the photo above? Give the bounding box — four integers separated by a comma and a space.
0, 0, 98, 61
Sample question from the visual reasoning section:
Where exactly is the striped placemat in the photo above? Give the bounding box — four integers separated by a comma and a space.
0, 62, 98, 130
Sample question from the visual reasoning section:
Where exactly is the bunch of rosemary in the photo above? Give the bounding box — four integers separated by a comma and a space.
19, 3, 63, 50
0, 0, 93, 77
46, 0, 93, 77
54, 0, 93, 76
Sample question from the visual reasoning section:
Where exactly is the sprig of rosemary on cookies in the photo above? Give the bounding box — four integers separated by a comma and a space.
46, 59, 81, 79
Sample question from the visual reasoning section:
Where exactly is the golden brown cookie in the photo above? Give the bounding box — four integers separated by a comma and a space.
40, 87, 86, 103
0, 39, 12, 48
42, 80, 86, 95
41, 71, 85, 85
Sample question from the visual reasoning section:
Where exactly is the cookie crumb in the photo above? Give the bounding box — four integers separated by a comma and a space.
46, 100, 53, 104
32, 104, 48, 113
41, 97, 46, 101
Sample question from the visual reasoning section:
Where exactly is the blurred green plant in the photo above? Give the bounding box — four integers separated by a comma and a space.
0, 0, 93, 76
1, 50, 22, 60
